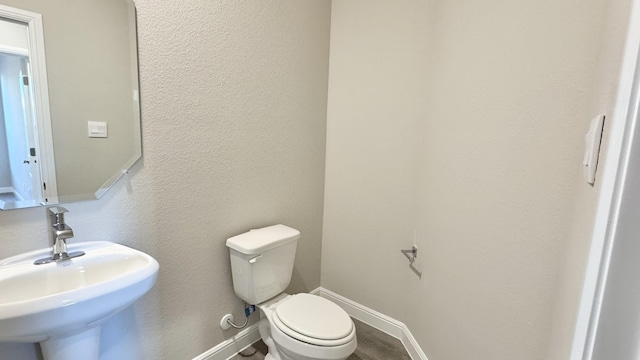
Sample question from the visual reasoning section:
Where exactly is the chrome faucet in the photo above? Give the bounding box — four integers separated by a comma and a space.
34, 207, 85, 265
49, 206, 74, 260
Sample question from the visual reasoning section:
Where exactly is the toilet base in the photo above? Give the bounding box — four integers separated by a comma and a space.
257, 294, 356, 360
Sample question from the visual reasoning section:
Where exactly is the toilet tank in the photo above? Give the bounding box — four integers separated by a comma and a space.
226, 224, 300, 305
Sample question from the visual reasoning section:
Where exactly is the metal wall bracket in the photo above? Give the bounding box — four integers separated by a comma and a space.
401, 245, 422, 279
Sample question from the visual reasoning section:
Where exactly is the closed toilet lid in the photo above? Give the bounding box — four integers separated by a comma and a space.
274, 294, 353, 343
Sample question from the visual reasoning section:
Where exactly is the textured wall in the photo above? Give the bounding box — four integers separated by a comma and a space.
0, 1, 331, 359
545, 0, 633, 358
322, 0, 615, 359
323, 0, 432, 323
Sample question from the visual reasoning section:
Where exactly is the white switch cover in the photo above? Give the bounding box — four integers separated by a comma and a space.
583, 115, 605, 185
88, 121, 108, 138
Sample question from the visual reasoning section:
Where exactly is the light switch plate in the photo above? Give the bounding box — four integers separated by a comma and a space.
88, 121, 108, 138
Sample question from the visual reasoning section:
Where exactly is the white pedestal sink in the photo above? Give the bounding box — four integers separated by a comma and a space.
0, 241, 159, 360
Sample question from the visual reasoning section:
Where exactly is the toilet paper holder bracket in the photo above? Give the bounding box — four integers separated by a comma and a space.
400, 246, 422, 279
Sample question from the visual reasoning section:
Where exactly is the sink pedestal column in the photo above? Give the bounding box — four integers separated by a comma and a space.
40, 327, 101, 360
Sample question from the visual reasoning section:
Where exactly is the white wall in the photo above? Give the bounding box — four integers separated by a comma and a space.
589, 111, 640, 359
322, 0, 431, 322
545, 0, 633, 358
0, 1, 331, 359
323, 0, 618, 359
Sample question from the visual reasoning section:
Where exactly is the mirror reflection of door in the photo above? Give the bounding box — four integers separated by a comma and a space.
0, 18, 43, 206
0, 12, 53, 209
0, 54, 41, 203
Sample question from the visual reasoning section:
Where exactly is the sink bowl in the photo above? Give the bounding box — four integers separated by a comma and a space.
0, 241, 159, 360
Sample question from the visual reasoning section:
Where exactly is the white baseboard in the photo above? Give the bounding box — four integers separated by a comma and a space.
194, 287, 427, 360
312, 287, 428, 360
192, 323, 261, 360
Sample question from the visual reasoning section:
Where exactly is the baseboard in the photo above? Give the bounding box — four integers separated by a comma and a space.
312, 287, 428, 360
192, 323, 261, 360
194, 288, 427, 360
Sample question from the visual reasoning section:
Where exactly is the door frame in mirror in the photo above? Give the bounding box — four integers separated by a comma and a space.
0, 4, 57, 209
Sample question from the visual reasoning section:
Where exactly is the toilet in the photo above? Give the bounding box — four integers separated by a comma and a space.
226, 224, 357, 360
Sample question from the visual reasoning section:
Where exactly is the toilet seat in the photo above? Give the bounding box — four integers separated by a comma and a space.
272, 294, 355, 347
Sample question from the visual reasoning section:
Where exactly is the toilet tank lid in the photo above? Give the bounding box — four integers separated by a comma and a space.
226, 224, 300, 255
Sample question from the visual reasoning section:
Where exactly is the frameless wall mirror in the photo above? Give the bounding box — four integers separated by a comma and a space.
0, 0, 141, 210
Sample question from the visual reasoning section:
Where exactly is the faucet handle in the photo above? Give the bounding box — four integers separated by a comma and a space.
48, 206, 69, 226
48, 206, 68, 215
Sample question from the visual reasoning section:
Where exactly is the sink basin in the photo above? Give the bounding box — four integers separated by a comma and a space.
0, 241, 159, 360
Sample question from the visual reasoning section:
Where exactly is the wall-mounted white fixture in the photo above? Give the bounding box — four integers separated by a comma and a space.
226, 224, 358, 360
87, 121, 108, 138
583, 115, 605, 185
0, 241, 159, 360
220, 314, 235, 330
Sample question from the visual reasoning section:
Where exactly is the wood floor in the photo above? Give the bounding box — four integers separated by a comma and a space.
232, 318, 412, 360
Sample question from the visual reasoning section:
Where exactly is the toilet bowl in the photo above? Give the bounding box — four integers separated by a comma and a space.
257, 293, 357, 360
226, 224, 358, 360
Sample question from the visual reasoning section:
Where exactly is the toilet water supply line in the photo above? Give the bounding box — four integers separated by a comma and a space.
219, 303, 259, 357
226, 303, 256, 329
